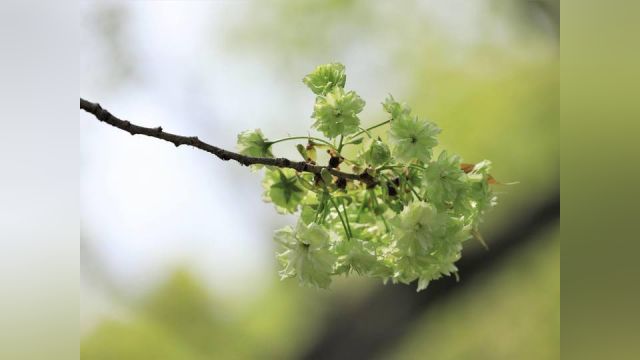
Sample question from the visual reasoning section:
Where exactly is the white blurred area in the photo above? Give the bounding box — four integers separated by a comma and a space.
80, 2, 290, 329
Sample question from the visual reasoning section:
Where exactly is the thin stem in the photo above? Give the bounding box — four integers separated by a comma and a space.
321, 196, 331, 224
337, 135, 345, 153
328, 194, 351, 239
341, 128, 371, 148
379, 164, 426, 172
409, 164, 428, 171
357, 126, 373, 139
368, 189, 390, 233
317, 180, 350, 239
410, 187, 423, 202
380, 214, 390, 233
356, 194, 367, 222
268, 136, 333, 148
348, 119, 391, 139
314, 192, 327, 223
339, 197, 353, 238
368, 189, 376, 212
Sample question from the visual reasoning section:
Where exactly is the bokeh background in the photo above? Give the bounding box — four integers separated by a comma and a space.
80, 1, 559, 359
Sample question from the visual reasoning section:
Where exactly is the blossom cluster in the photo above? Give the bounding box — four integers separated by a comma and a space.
237, 63, 498, 291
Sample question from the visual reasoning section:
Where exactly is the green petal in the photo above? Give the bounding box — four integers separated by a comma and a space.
303, 63, 347, 95
273, 221, 336, 289
311, 87, 365, 138
388, 114, 440, 163
236, 129, 273, 158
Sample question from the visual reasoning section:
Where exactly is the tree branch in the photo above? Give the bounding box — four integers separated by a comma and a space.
80, 98, 376, 186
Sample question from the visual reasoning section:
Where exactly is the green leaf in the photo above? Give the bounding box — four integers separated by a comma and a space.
348, 137, 364, 145
296, 144, 308, 161
362, 138, 391, 166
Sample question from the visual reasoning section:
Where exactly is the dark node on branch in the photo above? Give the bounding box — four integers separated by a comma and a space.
174, 142, 181, 147
155, 126, 163, 133
336, 177, 347, 189
282, 158, 291, 167
393, 177, 401, 187
359, 171, 376, 188
387, 183, 398, 197
328, 156, 342, 169
190, 136, 199, 145
314, 173, 324, 186
95, 105, 109, 122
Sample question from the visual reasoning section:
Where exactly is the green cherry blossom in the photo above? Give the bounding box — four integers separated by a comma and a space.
274, 221, 336, 288
237, 129, 273, 157
392, 201, 441, 256
391, 201, 470, 291
384, 96, 441, 163
466, 160, 497, 225
303, 62, 347, 95
236, 129, 274, 170
311, 87, 365, 138
388, 114, 440, 163
424, 151, 470, 211
233, 64, 503, 292
382, 95, 411, 120
262, 169, 307, 214
334, 238, 379, 276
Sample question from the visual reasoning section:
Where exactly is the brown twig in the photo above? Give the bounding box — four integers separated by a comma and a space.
80, 98, 377, 186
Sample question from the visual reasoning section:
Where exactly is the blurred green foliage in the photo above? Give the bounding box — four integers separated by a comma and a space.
82, 229, 558, 359
82, 270, 328, 359
381, 227, 560, 360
